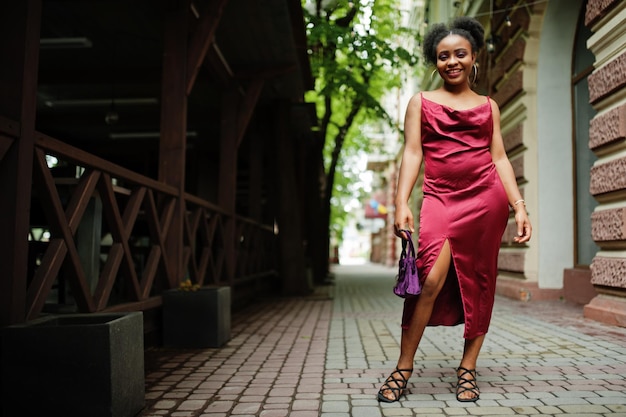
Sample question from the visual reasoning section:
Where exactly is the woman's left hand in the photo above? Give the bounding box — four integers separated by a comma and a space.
513, 208, 532, 243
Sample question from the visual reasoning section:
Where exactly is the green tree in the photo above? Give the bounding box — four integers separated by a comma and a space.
303, 0, 418, 280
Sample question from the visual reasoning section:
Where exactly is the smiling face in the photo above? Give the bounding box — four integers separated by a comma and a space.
435, 34, 476, 87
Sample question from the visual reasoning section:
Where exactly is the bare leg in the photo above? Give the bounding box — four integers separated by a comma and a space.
378, 240, 452, 401
456, 335, 485, 401
460, 335, 484, 370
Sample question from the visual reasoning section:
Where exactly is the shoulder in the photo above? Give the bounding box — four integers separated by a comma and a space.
406, 92, 424, 113
487, 96, 500, 113
408, 92, 423, 106
487, 97, 502, 125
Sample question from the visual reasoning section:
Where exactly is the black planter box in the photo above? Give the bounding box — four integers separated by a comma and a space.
162, 286, 231, 348
1, 312, 145, 417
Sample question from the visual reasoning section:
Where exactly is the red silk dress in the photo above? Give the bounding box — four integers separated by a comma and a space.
401, 94, 509, 340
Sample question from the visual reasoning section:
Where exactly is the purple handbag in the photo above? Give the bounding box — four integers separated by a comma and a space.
393, 230, 421, 298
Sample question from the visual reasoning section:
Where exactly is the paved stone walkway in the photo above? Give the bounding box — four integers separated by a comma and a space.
138, 263, 626, 416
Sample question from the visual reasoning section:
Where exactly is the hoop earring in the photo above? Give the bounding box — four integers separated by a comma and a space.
470, 63, 478, 85
430, 68, 438, 81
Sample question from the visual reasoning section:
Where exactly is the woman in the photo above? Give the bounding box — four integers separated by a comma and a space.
377, 16, 532, 403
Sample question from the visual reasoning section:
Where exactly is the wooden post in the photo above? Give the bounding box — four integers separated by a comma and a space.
305, 134, 326, 284
248, 131, 263, 221
159, 0, 189, 287
0, 0, 41, 326
274, 101, 309, 295
218, 80, 263, 283
218, 88, 239, 283
76, 198, 103, 293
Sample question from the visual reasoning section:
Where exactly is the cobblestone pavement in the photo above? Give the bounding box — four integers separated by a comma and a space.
139, 263, 626, 416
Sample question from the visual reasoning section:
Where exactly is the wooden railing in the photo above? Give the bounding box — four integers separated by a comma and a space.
20, 131, 277, 320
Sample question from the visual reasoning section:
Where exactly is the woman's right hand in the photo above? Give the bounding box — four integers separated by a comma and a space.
394, 202, 414, 239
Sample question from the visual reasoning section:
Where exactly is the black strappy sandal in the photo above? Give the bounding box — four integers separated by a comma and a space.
377, 367, 413, 403
456, 367, 480, 402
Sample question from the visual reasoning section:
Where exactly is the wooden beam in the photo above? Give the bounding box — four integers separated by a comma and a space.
0, 0, 41, 326
235, 64, 298, 80
186, 0, 230, 95
36, 133, 178, 196
28, 149, 95, 318
140, 189, 173, 297
36, 67, 162, 86
97, 173, 142, 303
236, 79, 264, 146
205, 43, 235, 85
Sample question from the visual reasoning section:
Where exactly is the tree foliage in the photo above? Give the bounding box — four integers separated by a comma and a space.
303, 0, 418, 243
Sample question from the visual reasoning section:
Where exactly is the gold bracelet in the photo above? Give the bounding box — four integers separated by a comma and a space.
513, 199, 525, 207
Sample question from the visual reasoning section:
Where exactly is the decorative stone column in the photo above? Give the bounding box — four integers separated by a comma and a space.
584, 0, 626, 326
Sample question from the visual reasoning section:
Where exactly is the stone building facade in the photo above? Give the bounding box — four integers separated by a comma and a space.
584, 0, 626, 326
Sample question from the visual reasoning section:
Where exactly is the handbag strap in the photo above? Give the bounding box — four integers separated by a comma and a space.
400, 229, 416, 258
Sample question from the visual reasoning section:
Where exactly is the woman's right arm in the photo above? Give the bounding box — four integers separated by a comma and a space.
394, 93, 424, 237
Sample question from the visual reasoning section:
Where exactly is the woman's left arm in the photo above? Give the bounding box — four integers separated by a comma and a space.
489, 98, 532, 243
